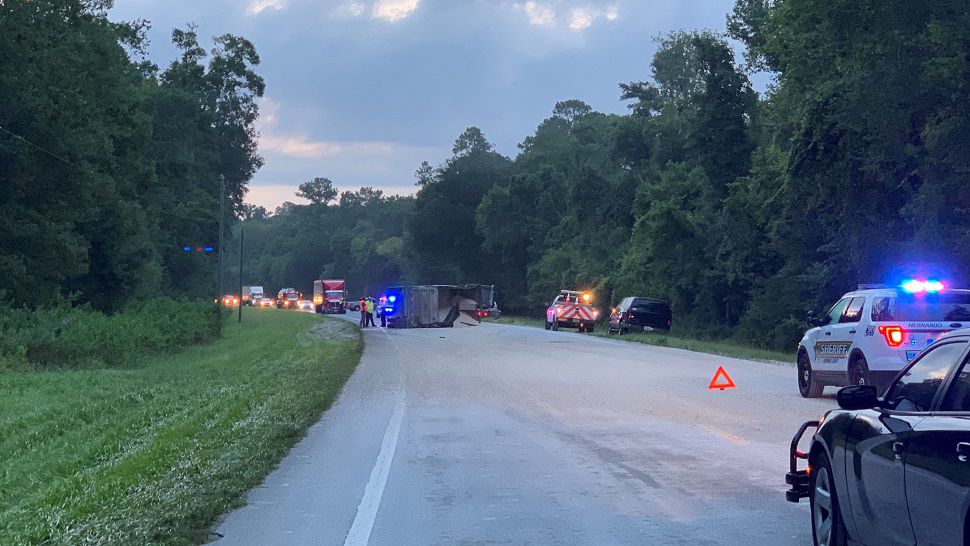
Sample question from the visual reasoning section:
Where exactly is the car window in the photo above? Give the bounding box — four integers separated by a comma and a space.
940, 348, 970, 412
870, 293, 970, 321
871, 297, 893, 321
632, 300, 670, 314
885, 341, 968, 412
825, 298, 851, 326
840, 297, 865, 324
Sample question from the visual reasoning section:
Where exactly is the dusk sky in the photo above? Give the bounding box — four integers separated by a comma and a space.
109, 0, 742, 210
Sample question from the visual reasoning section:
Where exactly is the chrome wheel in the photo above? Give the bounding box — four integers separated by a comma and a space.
849, 358, 870, 387
812, 467, 834, 546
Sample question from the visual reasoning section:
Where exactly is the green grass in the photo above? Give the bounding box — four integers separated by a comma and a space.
0, 310, 361, 545
494, 315, 793, 363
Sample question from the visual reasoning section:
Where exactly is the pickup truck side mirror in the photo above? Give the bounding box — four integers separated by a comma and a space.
837, 385, 879, 410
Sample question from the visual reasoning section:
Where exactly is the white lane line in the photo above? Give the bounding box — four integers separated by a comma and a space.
344, 397, 405, 546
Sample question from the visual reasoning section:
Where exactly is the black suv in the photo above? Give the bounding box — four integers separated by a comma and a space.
786, 328, 970, 546
607, 297, 671, 334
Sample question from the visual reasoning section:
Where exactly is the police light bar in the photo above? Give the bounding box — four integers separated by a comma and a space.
901, 279, 945, 294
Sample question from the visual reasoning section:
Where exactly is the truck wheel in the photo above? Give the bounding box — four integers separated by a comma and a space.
586, 324, 595, 334
798, 352, 824, 398
810, 452, 848, 546
551, 320, 559, 331
544, 320, 551, 330
848, 356, 871, 388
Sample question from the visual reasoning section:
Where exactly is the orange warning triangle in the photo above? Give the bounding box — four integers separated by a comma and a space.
708, 366, 736, 390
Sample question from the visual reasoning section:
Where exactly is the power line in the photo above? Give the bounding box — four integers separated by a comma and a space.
0, 124, 91, 173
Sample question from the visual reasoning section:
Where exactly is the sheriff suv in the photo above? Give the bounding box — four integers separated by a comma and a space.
797, 281, 970, 398
786, 328, 970, 546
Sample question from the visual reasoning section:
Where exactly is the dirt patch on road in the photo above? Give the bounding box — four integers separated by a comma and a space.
305, 318, 358, 342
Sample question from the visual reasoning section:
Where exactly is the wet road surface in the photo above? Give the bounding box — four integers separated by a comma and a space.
214, 319, 835, 545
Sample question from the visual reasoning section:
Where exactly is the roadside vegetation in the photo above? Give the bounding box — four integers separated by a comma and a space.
0, 299, 220, 371
0, 311, 361, 545
493, 316, 793, 363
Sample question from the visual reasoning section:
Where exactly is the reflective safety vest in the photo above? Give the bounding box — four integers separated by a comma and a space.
366, 300, 374, 313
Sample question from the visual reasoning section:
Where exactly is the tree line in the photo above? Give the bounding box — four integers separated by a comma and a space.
247, 0, 970, 350
5, 1, 969, 352
0, 0, 262, 311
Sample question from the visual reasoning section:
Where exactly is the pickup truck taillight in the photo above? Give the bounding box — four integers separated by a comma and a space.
878, 325, 905, 347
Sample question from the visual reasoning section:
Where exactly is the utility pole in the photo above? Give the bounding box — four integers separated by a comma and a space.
238, 227, 244, 323
218, 175, 225, 300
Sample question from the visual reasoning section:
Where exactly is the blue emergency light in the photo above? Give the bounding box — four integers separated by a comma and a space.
901, 279, 945, 294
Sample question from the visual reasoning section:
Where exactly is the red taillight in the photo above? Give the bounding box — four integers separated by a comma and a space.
628, 312, 634, 320
668, 319, 672, 327
878, 325, 905, 347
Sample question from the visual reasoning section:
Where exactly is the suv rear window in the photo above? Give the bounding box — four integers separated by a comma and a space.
872, 293, 970, 322
632, 300, 671, 316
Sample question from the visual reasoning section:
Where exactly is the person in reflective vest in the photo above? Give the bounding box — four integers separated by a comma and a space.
359, 297, 368, 327
365, 298, 376, 327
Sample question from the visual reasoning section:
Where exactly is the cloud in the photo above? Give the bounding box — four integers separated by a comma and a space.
258, 97, 281, 127
511, 1, 619, 31
331, 0, 420, 22
519, 1, 556, 26
371, 0, 420, 22
332, 1, 367, 18
260, 136, 346, 158
257, 97, 398, 159
568, 4, 619, 31
245, 0, 286, 16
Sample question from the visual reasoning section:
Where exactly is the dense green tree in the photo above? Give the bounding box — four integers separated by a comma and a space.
296, 177, 338, 205
407, 128, 513, 284
0, 1, 263, 309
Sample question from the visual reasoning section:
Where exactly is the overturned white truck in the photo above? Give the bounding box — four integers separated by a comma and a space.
383, 284, 494, 328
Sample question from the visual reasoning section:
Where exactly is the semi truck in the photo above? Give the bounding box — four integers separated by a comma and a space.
313, 279, 347, 314
242, 286, 265, 306
382, 285, 494, 328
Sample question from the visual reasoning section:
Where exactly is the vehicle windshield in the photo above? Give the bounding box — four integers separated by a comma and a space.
872, 293, 970, 321
326, 290, 343, 297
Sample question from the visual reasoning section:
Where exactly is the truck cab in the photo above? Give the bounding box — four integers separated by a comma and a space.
313, 279, 347, 314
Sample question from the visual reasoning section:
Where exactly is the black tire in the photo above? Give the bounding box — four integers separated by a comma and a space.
810, 452, 849, 546
587, 324, 595, 334
798, 352, 824, 398
551, 320, 559, 331
544, 320, 551, 330
848, 356, 871, 388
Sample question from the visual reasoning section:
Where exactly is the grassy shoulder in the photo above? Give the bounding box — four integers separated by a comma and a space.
0, 310, 361, 545
493, 315, 793, 363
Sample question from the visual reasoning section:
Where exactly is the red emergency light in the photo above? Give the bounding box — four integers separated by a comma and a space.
878, 325, 905, 347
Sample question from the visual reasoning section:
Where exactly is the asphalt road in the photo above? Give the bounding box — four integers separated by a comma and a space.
213, 318, 836, 545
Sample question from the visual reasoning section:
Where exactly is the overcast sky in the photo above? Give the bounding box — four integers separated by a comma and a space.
110, 0, 741, 209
